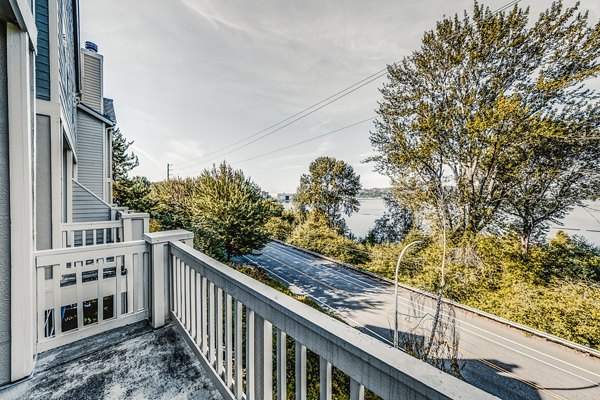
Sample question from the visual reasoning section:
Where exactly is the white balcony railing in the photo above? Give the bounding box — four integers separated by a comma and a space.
61, 211, 150, 247
34, 230, 496, 399
34, 240, 149, 352
61, 220, 124, 247
146, 233, 496, 400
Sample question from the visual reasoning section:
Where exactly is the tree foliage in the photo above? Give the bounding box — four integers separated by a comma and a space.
148, 163, 274, 261
112, 128, 143, 208
288, 211, 368, 265
369, 1, 600, 250
193, 162, 272, 261
362, 231, 600, 349
294, 157, 361, 232
112, 128, 139, 182
113, 176, 155, 213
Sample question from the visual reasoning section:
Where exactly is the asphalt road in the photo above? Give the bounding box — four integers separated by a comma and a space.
234, 241, 600, 400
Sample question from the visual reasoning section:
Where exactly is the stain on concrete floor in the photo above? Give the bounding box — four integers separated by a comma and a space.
0, 321, 223, 400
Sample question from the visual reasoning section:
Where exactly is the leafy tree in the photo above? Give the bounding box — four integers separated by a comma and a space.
194, 162, 272, 261
294, 157, 361, 232
369, 1, 600, 246
364, 194, 414, 244
112, 128, 139, 182
112, 128, 142, 208
113, 176, 155, 213
288, 211, 368, 265
149, 178, 201, 231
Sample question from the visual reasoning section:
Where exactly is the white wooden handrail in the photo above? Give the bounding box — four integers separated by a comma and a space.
34, 240, 149, 352
164, 240, 498, 400
61, 220, 124, 248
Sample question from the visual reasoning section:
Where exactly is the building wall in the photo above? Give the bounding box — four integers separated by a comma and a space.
72, 180, 111, 222
57, 0, 77, 143
35, 0, 50, 100
76, 110, 105, 198
36, 115, 52, 250
0, 20, 11, 385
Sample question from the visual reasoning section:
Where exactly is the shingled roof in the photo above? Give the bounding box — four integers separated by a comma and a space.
103, 98, 117, 124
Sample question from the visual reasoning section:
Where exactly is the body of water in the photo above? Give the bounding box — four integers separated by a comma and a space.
345, 198, 600, 245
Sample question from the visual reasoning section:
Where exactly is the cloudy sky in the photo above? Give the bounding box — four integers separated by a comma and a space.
79, 0, 600, 193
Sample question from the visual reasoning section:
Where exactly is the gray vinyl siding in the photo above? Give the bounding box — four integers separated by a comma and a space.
35, 0, 50, 100
72, 180, 111, 222
76, 110, 104, 198
0, 21, 11, 385
81, 53, 102, 112
36, 115, 52, 250
58, 0, 77, 142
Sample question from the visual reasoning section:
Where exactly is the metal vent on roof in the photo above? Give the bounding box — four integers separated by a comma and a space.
85, 41, 98, 52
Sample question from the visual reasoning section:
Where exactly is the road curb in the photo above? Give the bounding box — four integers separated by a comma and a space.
272, 239, 600, 359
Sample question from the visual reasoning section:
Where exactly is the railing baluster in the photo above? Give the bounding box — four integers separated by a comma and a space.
126, 252, 134, 314
276, 329, 287, 400
235, 301, 243, 400
225, 294, 233, 389
350, 379, 364, 400
202, 277, 208, 355
246, 308, 255, 400
184, 263, 190, 329
92, 229, 97, 245
255, 314, 273, 400
190, 270, 196, 340
319, 357, 332, 400
175, 258, 181, 318
75, 260, 84, 328
171, 255, 177, 316
209, 281, 216, 365
295, 342, 307, 400
133, 252, 143, 312
195, 271, 201, 345
115, 256, 123, 317
53, 264, 62, 336
97, 258, 104, 324
217, 287, 224, 376
36, 268, 45, 340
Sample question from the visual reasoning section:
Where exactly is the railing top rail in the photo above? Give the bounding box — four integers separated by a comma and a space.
61, 220, 123, 230
35, 240, 147, 267
169, 240, 497, 400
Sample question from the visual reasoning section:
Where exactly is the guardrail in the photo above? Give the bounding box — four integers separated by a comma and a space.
61, 220, 123, 247
274, 239, 600, 359
34, 240, 149, 352
61, 211, 150, 248
150, 238, 496, 400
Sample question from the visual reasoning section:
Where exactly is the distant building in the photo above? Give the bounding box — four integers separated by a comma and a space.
261, 191, 271, 199
277, 193, 295, 203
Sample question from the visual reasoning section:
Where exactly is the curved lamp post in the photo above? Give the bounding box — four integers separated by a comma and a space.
393, 240, 423, 349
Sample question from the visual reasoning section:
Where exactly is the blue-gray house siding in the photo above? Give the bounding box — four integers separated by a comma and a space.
35, 0, 50, 101
76, 110, 104, 198
72, 180, 111, 222
58, 0, 77, 141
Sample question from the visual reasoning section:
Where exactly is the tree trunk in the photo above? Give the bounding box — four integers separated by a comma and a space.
520, 234, 530, 255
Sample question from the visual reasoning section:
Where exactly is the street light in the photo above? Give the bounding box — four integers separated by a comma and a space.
394, 240, 423, 349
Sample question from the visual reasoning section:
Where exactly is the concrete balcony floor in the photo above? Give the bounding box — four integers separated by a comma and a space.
0, 321, 223, 400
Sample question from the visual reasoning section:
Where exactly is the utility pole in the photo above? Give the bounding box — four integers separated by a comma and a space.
167, 163, 171, 181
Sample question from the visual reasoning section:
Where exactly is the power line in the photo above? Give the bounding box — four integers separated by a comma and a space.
173, 72, 386, 172
171, 0, 524, 174
492, 0, 520, 14
172, 69, 388, 170
230, 117, 375, 166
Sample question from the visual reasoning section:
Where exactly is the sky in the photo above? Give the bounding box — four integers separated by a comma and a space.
79, 0, 600, 194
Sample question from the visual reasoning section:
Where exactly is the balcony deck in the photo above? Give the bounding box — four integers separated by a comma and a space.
0, 321, 223, 400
